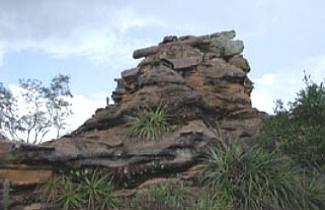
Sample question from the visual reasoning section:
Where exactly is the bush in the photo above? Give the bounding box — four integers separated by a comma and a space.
40, 168, 119, 210
2, 179, 10, 210
202, 142, 307, 210
40, 175, 62, 203
261, 75, 325, 168
299, 170, 325, 210
80, 168, 118, 210
190, 194, 233, 210
127, 105, 169, 140
57, 178, 83, 210
126, 182, 190, 210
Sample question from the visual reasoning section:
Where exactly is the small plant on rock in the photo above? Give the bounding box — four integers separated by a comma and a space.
57, 178, 83, 210
127, 105, 169, 140
40, 168, 119, 210
80, 168, 119, 210
40, 175, 62, 203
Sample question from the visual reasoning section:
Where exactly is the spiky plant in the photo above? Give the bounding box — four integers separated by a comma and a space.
80, 168, 119, 210
41, 168, 119, 210
40, 176, 62, 203
56, 178, 83, 210
202, 142, 304, 210
127, 105, 169, 140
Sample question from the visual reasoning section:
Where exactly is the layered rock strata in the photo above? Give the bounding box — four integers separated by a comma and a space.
0, 30, 262, 209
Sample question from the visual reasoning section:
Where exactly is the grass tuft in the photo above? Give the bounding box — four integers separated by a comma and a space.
202, 142, 306, 210
127, 105, 169, 140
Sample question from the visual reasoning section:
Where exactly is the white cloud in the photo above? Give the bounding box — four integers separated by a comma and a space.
67, 93, 106, 132
0, 1, 163, 66
251, 55, 325, 113
255, 73, 276, 86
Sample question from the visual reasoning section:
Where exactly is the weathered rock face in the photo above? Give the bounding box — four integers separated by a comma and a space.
0, 30, 262, 209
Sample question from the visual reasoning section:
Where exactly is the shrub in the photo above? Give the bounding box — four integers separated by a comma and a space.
2, 179, 10, 210
190, 194, 233, 210
80, 168, 118, 210
56, 178, 83, 210
127, 105, 169, 140
41, 168, 119, 210
291, 74, 325, 126
298, 170, 325, 210
40, 175, 62, 203
202, 142, 305, 210
261, 75, 325, 168
127, 182, 189, 210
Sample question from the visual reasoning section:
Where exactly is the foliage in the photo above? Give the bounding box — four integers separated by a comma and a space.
41, 168, 119, 210
291, 74, 325, 126
126, 182, 190, 210
40, 175, 62, 203
127, 105, 169, 140
0, 74, 73, 143
80, 168, 118, 210
202, 142, 307, 210
261, 75, 325, 168
298, 170, 325, 210
2, 179, 10, 210
190, 194, 233, 210
0, 83, 16, 140
57, 178, 83, 210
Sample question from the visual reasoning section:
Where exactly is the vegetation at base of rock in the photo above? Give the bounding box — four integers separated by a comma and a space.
261, 75, 325, 168
57, 178, 83, 210
2, 179, 10, 210
125, 182, 189, 210
201, 141, 325, 210
126, 105, 169, 140
41, 175, 61, 203
299, 170, 325, 210
190, 194, 233, 210
40, 168, 119, 210
202, 142, 296, 210
123, 183, 235, 210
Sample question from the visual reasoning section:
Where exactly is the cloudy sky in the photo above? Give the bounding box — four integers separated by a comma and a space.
1, 0, 325, 134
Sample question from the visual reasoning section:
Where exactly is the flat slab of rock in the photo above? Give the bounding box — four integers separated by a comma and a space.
0, 168, 52, 186
163, 57, 202, 70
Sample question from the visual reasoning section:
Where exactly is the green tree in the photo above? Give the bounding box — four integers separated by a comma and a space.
261, 74, 325, 168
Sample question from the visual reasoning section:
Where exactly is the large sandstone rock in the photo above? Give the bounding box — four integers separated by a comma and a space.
0, 30, 262, 209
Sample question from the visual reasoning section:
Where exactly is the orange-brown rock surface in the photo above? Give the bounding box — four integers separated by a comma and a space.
0, 30, 262, 209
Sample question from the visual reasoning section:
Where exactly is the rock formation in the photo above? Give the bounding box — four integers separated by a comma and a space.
0, 30, 262, 209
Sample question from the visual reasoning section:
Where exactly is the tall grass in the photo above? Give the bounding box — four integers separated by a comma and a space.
40, 168, 119, 210
126, 183, 189, 210
202, 142, 311, 210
